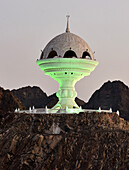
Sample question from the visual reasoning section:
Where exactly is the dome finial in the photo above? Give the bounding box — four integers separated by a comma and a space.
66, 15, 70, 33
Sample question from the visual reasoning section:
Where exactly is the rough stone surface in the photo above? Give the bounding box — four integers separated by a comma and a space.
83, 80, 129, 120
12, 86, 48, 109
0, 112, 129, 169
0, 87, 23, 113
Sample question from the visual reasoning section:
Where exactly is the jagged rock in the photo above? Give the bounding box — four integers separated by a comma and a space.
0, 112, 129, 169
12, 86, 48, 109
0, 87, 23, 113
83, 80, 129, 120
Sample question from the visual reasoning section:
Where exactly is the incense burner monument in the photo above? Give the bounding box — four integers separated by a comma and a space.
36, 16, 98, 112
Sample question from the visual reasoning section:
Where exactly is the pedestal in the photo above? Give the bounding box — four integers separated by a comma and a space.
53, 77, 81, 109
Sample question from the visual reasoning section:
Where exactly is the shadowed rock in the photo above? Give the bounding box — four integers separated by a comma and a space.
0, 87, 23, 113
12, 86, 48, 109
83, 80, 129, 120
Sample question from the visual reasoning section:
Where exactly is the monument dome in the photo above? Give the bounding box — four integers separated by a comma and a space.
40, 16, 94, 60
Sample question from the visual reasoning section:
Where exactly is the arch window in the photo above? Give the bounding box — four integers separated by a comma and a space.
64, 50, 77, 58
48, 50, 58, 58
82, 51, 91, 59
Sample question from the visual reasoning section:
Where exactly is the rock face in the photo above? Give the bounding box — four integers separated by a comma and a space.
83, 80, 129, 120
0, 87, 23, 113
12, 86, 48, 109
0, 112, 129, 169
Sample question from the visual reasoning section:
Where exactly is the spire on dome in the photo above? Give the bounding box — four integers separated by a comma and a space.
66, 15, 70, 33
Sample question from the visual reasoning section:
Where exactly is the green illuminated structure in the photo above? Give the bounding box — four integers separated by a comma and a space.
37, 16, 98, 112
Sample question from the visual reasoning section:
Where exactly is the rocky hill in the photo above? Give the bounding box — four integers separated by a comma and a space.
12, 86, 49, 109
83, 80, 129, 120
0, 112, 129, 169
0, 87, 23, 113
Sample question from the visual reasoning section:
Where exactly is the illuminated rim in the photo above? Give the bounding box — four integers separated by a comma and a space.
37, 58, 98, 75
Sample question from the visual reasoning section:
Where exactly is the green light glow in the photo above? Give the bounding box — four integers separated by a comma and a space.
37, 58, 98, 111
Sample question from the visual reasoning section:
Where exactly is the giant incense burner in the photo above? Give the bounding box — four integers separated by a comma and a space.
37, 16, 98, 112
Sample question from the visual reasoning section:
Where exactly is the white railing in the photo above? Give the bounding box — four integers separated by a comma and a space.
14, 106, 120, 116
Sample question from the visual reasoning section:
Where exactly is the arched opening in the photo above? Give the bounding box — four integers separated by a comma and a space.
82, 51, 91, 59
48, 50, 58, 58
64, 50, 77, 58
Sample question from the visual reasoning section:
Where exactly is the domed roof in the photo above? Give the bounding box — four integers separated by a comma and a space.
40, 17, 94, 60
